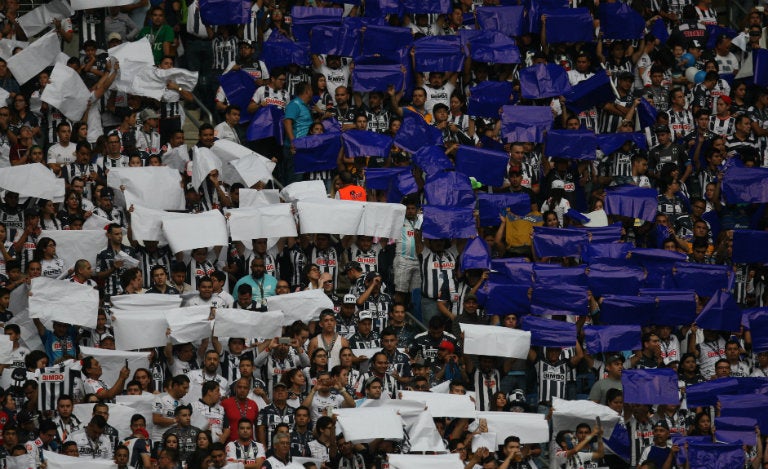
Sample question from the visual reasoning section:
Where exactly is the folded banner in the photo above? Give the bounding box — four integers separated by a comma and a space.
213, 309, 284, 340
290, 6, 343, 43
475, 411, 550, 444
399, 391, 475, 418
245, 105, 285, 142
190, 145, 222, 188
519, 63, 571, 100
219, 70, 258, 123
342, 129, 393, 158
460, 30, 520, 64
128, 204, 183, 242
520, 315, 577, 347
583, 325, 641, 354
79, 346, 150, 393
684, 377, 739, 407
715, 416, 758, 446
552, 397, 622, 439
695, 290, 742, 332
412, 146, 453, 176
532, 226, 588, 258
395, 109, 444, 153
461, 323, 531, 358
17, 0, 73, 42
108, 166, 185, 210
477, 193, 531, 226
467, 81, 514, 119
7, 31, 60, 86
424, 171, 475, 206
110, 39, 155, 92
39, 229, 106, 273
501, 105, 553, 143
545, 129, 597, 160
110, 294, 182, 311
421, 205, 477, 239
595, 132, 648, 154
396, 408, 446, 452
534, 265, 588, 286
490, 260, 533, 285
637, 97, 658, 129
455, 145, 509, 187
530, 284, 588, 316
227, 205, 297, 241
293, 131, 342, 173
388, 453, 464, 469
461, 237, 491, 271
260, 33, 310, 69
161, 210, 229, 253
586, 263, 645, 297
673, 263, 732, 298
334, 408, 403, 443
604, 185, 658, 222
733, 230, 768, 263
112, 310, 169, 350
599, 3, 645, 40
545, 8, 594, 43
30, 277, 98, 329
598, 295, 656, 326
622, 368, 679, 405
564, 70, 615, 114
350, 59, 405, 93
296, 198, 365, 235
413, 36, 465, 73
476, 6, 524, 37
744, 308, 768, 353
266, 289, 335, 325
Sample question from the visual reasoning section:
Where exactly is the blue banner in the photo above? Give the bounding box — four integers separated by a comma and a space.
218, 70, 257, 123
722, 165, 768, 203
532, 226, 588, 258
290, 6, 342, 43
401, 0, 450, 13
639, 289, 698, 326
361, 25, 413, 56
481, 282, 531, 316
199, 0, 249, 25
584, 325, 641, 354
744, 308, 768, 353
599, 3, 645, 40
719, 394, 768, 436
501, 105, 553, 143
544, 129, 597, 160
686, 378, 740, 407
687, 442, 745, 469
519, 63, 572, 100
341, 129, 393, 158
715, 416, 758, 445
595, 132, 648, 155
582, 223, 623, 244
310, 24, 360, 57
564, 70, 615, 114
421, 205, 477, 239
534, 264, 588, 287
622, 368, 679, 405
411, 145, 453, 176
637, 97, 658, 129
490, 259, 534, 285
292, 131, 342, 173
604, 185, 658, 222
245, 105, 285, 142
530, 284, 588, 316
423, 171, 475, 207
413, 36, 465, 72
394, 109, 444, 153
521, 315, 577, 347
599, 295, 657, 326
260, 33, 311, 69
733, 230, 768, 263
754, 48, 768, 87
467, 81, 515, 118
545, 8, 594, 43
587, 263, 645, 297
460, 30, 521, 64
455, 145, 509, 187
476, 6, 525, 37
461, 237, 491, 271
695, 290, 742, 332
351, 55, 405, 93
477, 193, 531, 226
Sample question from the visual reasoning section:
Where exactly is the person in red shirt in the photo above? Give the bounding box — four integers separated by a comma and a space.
221, 377, 259, 442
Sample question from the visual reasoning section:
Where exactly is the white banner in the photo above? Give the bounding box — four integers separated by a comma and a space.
17, 0, 73, 38
82, 212, 114, 231
110, 294, 182, 311
358, 202, 405, 240
461, 324, 531, 359
0, 334, 12, 364
71, 402, 143, 446
40, 63, 90, 122
388, 453, 464, 469
213, 309, 283, 340
475, 411, 550, 445
7, 31, 60, 85
297, 198, 364, 235
400, 391, 476, 418
280, 181, 327, 202
108, 166, 185, 210
334, 408, 404, 443
29, 277, 98, 329
112, 310, 169, 351
130, 67, 198, 100
162, 210, 229, 254
472, 432, 497, 452
115, 394, 157, 439
191, 147, 223, 190
0, 39, 29, 61
165, 306, 212, 344
79, 346, 150, 389
40, 229, 106, 273
162, 145, 190, 173
227, 205, 297, 242
551, 397, 621, 439
71, 0, 135, 9
128, 204, 186, 243
239, 189, 280, 207
265, 289, 334, 325
0, 163, 64, 202
398, 409, 446, 453
229, 154, 276, 187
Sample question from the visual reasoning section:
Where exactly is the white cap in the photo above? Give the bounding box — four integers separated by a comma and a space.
358, 310, 373, 321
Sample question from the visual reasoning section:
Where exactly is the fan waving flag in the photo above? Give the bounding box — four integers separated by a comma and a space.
519, 63, 571, 100
501, 105, 553, 143
293, 131, 342, 173
564, 70, 616, 114
421, 205, 477, 239
604, 185, 658, 222
219, 70, 257, 123
245, 105, 284, 142
199, 0, 249, 24
476, 6, 525, 37
395, 109, 444, 153
455, 145, 509, 187
413, 36, 465, 72
584, 325, 641, 354
695, 290, 742, 332
468, 81, 514, 118
290, 6, 343, 43
461, 237, 491, 271
544, 8, 594, 43
460, 30, 520, 64
622, 368, 679, 405
544, 129, 597, 160
599, 3, 645, 40
341, 130, 393, 158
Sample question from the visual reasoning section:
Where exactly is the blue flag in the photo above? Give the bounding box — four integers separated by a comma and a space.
534, 264, 588, 287
460, 30, 521, 64
649, 18, 669, 44
413, 36, 465, 73
587, 263, 644, 297
722, 165, 768, 203
685, 378, 740, 407
687, 442, 745, 469
218, 70, 257, 123
532, 226, 588, 258
476, 6, 525, 37
622, 368, 679, 405
361, 25, 413, 56
290, 6, 342, 43
395, 109, 444, 153
564, 70, 615, 114
599, 295, 657, 326
351, 55, 406, 93
639, 289, 698, 327
260, 33, 310, 69
673, 263, 732, 298
365, 167, 417, 202
598, 3, 645, 40
292, 131, 342, 173
583, 223, 623, 244
744, 308, 768, 353
422, 205, 477, 239
705, 25, 739, 50
467, 81, 514, 119
637, 97, 658, 129
604, 422, 631, 463
521, 315, 577, 347
530, 284, 588, 316
501, 105, 553, 143
604, 185, 658, 222
583, 242, 633, 263
584, 325, 641, 354
715, 416, 758, 445
245, 105, 284, 142
341, 129, 393, 158
754, 49, 768, 87
411, 145, 453, 176
455, 145, 509, 187
477, 193, 531, 226
402, 0, 450, 13
481, 282, 531, 316
310, 24, 360, 57
461, 237, 491, 271
544, 129, 597, 160
719, 394, 768, 436
199, 0, 249, 24
544, 8, 594, 43
733, 230, 768, 263
596, 132, 648, 155
363, 0, 400, 17
424, 171, 475, 207
696, 290, 742, 332
491, 259, 534, 285
519, 63, 571, 100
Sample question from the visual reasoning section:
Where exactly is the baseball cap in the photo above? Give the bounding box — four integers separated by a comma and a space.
605, 354, 624, 365
140, 108, 159, 121
364, 271, 381, 282
342, 261, 362, 273
719, 95, 732, 106
551, 179, 565, 190
689, 40, 702, 49
343, 294, 356, 305
653, 124, 670, 134
273, 382, 288, 389
107, 32, 122, 43
364, 376, 382, 388
439, 339, 455, 353
239, 40, 254, 47
358, 310, 373, 321
101, 187, 115, 199
652, 420, 669, 430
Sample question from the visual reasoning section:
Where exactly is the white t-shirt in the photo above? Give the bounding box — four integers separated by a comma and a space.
424, 82, 455, 117
47, 142, 76, 165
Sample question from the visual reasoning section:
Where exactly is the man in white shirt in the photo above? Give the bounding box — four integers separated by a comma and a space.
262, 432, 292, 469
47, 122, 76, 175
191, 381, 229, 442
152, 374, 191, 441
186, 349, 229, 404
225, 419, 266, 469
66, 415, 114, 459
214, 105, 241, 143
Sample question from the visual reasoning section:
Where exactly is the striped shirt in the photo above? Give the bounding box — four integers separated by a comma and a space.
667, 108, 694, 140
367, 107, 392, 133
186, 260, 215, 290
536, 357, 569, 403
136, 129, 162, 155
37, 363, 84, 414
287, 245, 307, 289
309, 246, 339, 288
347, 245, 381, 274
396, 217, 419, 261
708, 115, 736, 137
472, 368, 501, 411
212, 36, 238, 71
136, 245, 172, 289
97, 245, 138, 296
243, 3, 265, 44
419, 247, 456, 300
252, 86, 289, 110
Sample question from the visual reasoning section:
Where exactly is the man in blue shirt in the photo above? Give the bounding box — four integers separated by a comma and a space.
233, 256, 277, 311
282, 82, 313, 185
33, 319, 78, 364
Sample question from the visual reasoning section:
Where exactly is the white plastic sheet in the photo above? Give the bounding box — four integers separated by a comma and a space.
191, 147, 223, 190
115, 394, 157, 441
398, 408, 446, 453
165, 306, 213, 344
71, 402, 145, 447
29, 277, 99, 329
112, 310, 169, 350
7, 31, 60, 85
475, 411, 550, 445
79, 346, 150, 389
0, 39, 28, 61
0, 163, 64, 202
227, 205, 297, 242
297, 198, 364, 235
239, 189, 280, 207
128, 204, 185, 242
40, 229, 106, 272
551, 397, 621, 439
229, 154, 276, 187
388, 453, 464, 469
334, 408, 404, 443
280, 181, 327, 202
110, 294, 182, 311
162, 210, 229, 253
162, 145, 190, 173
129, 67, 198, 100
107, 166, 185, 210
265, 289, 335, 325
41, 63, 90, 122
358, 202, 405, 240
399, 391, 476, 418
213, 308, 283, 340
17, 0, 73, 38
461, 324, 531, 359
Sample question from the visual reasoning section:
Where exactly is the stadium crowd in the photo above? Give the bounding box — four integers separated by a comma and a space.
0, 0, 764, 468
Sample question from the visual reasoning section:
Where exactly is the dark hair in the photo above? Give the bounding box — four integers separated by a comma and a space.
201, 380, 219, 397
